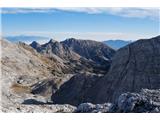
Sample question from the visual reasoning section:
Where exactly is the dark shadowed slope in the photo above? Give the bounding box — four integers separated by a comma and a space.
61, 38, 115, 65
52, 73, 103, 106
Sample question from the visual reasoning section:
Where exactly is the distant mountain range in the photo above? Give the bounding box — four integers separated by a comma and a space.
103, 40, 132, 49
5, 35, 49, 43
30, 38, 116, 74
5, 35, 133, 50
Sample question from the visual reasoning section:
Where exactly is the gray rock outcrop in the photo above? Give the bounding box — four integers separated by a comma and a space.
75, 103, 113, 113
75, 89, 160, 113
116, 89, 160, 113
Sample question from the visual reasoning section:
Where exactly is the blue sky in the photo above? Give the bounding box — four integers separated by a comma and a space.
1, 8, 160, 42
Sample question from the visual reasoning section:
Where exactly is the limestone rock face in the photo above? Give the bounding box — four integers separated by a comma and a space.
94, 36, 160, 103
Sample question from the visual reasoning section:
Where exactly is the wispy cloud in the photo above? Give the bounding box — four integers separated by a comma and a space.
1, 8, 55, 14
103, 8, 159, 19
56, 7, 159, 19
2, 8, 159, 20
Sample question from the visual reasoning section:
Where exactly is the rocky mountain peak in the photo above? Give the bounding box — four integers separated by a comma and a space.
30, 41, 40, 48
64, 38, 77, 42
48, 39, 57, 44
30, 41, 40, 45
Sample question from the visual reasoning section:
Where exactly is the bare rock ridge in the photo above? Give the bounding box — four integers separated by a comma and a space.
30, 38, 116, 74
94, 35, 160, 103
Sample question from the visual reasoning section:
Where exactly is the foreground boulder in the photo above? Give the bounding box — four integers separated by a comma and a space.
117, 89, 160, 113
75, 103, 113, 113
